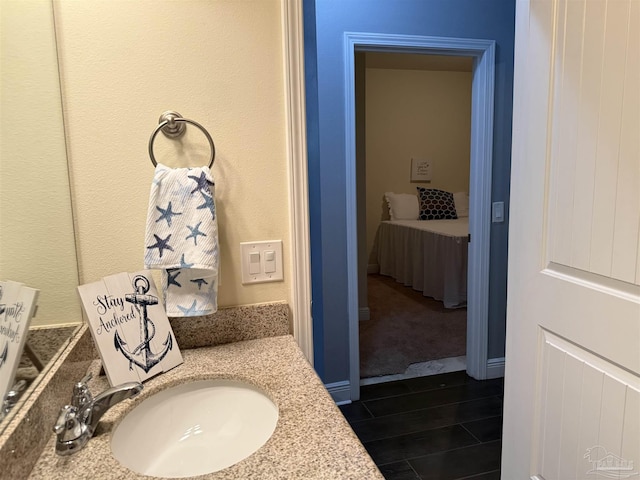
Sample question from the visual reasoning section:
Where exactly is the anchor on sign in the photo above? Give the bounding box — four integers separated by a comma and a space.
0, 342, 7, 369
114, 275, 172, 373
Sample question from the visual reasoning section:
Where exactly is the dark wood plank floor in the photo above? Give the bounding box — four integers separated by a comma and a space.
339, 371, 504, 480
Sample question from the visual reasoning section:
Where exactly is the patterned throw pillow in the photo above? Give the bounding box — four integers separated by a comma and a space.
416, 188, 458, 220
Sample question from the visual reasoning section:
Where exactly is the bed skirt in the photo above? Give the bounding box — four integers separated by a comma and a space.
375, 220, 468, 308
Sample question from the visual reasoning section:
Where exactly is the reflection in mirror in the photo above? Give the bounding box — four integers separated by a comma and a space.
0, 281, 38, 421
0, 0, 82, 430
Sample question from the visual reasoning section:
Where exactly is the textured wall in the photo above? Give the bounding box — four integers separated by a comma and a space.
54, 0, 290, 308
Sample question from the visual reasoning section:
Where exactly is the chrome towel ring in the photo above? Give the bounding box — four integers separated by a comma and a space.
148, 111, 215, 168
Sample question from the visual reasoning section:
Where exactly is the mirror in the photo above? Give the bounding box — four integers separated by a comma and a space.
0, 0, 82, 430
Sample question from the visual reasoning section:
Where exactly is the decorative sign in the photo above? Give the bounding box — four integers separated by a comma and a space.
411, 158, 433, 182
0, 280, 39, 404
78, 271, 183, 386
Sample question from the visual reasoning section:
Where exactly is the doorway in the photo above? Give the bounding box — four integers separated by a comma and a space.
344, 33, 496, 401
357, 51, 473, 384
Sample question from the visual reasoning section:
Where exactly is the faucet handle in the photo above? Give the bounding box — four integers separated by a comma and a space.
5, 379, 27, 403
77, 372, 93, 388
72, 373, 93, 410
0, 380, 28, 420
9, 379, 27, 394
53, 405, 85, 441
53, 405, 74, 434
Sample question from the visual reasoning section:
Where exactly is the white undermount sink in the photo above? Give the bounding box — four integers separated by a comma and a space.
110, 379, 279, 478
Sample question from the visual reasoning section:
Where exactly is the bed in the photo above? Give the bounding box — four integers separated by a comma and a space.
375, 217, 468, 308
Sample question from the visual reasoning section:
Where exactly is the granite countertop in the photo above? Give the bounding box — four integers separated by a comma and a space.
28, 335, 383, 479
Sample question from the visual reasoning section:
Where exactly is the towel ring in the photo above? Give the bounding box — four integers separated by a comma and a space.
148, 111, 215, 168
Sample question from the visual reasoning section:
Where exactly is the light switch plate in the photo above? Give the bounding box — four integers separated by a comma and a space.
240, 240, 283, 284
492, 201, 505, 223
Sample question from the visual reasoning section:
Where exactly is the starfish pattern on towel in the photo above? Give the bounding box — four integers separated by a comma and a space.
155, 201, 182, 227
179, 253, 194, 269
166, 269, 182, 288
152, 166, 170, 186
190, 278, 208, 290
188, 171, 214, 195
196, 192, 216, 220
146, 164, 219, 317
176, 299, 211, 316
196, 280, 217, 302
185, 221, 207, 246
171, 181, 194, 203
147, 234, 174, 258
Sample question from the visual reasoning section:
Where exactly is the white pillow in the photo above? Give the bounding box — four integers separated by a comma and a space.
384, 192, 419, 221
453, 192, 469, 217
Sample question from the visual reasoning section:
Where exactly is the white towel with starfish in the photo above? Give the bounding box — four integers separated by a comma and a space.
144, 163, 219, 317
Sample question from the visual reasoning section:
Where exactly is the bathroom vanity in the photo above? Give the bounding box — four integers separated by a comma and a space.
0, 303, 383, 479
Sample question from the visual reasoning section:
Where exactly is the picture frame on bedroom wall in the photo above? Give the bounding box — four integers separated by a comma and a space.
410, 158, 432, 182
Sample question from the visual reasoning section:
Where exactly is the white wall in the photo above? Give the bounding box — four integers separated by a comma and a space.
365, 67, 472, 259
54, 0, 290, 308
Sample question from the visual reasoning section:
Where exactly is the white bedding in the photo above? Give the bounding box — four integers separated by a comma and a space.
375, 218, 468, 308
384, 218, 469, 237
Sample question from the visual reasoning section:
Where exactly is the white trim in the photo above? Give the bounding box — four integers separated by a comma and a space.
325, 381, 351, 404
466, 40, 495, 381
544, 263, 640, 303
344, 33, 496, 400
486, 356, 505, 379
282, 0, 313, 363
358, 307, 370, 321
344, 34, 361, 401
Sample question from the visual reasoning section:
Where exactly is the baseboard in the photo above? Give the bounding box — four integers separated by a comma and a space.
325, 380, 351, 405
486, 357, 505, 379
359, 307, 370, 321
367, 264, 379, 274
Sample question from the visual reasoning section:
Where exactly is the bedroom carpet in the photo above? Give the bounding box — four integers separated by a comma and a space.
360, 274, 467, 378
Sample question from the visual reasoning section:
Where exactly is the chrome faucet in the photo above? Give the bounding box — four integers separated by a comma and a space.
53, 373, 143, 455
0, 379, 27, 421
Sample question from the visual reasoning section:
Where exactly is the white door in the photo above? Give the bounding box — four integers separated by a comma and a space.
503, 0, 639, 479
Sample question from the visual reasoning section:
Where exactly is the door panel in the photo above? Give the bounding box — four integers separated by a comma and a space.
503, 0, 640, 478
547, 0, 639, 283
536, 331, 639, 479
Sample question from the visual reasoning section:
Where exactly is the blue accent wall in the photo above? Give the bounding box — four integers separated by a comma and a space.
304, 0, 516, 384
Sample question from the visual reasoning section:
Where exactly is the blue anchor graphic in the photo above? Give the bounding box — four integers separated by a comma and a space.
0, 342, 7, 369
114, 275, 172, 373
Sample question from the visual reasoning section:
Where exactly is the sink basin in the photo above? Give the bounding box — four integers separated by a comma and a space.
110, 379, 279, 478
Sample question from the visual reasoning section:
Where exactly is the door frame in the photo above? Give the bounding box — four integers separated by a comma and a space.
283, 0, 313, 363
343, 33, 496, 399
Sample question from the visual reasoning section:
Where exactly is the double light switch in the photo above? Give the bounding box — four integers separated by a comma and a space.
240, 240, 283, 284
